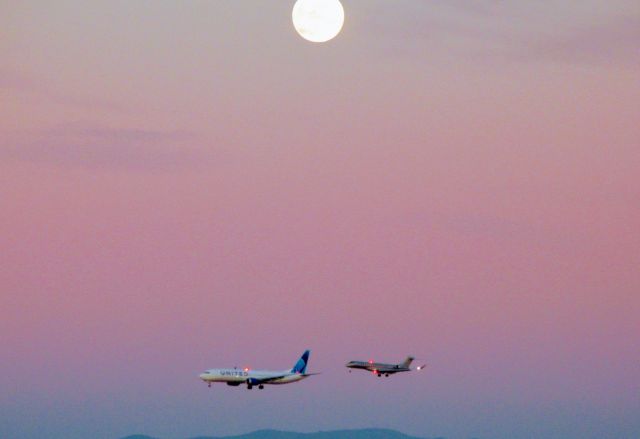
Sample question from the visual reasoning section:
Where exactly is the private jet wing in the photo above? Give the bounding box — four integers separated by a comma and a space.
372, 366, 408, 374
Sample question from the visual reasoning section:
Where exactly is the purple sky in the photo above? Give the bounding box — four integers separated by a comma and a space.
1, 1, 639, 439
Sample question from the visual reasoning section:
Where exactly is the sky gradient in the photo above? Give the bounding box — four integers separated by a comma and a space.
1, 1, 639, 439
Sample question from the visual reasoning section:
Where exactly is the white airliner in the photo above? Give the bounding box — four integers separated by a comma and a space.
199, 350, 318, 390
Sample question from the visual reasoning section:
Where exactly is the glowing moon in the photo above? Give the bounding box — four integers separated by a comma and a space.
292, 0, 344, 43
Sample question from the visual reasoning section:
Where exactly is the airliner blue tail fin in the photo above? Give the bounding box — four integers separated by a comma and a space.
291, 350, 310, 373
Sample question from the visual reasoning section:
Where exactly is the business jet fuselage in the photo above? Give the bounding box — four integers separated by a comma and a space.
346, 356, 425, 377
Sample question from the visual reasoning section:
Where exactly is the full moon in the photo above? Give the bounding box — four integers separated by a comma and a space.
292, 0, 344, 43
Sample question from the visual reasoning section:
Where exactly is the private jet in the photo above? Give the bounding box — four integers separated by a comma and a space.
346, 356, 426, 377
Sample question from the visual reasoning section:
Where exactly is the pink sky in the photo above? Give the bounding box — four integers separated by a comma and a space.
1, 1, 639, 439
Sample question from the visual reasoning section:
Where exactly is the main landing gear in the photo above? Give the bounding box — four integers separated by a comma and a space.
247, 384, 265, 390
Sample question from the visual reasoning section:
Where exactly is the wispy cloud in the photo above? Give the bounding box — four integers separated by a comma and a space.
45, 123, 194, 143
0, 68, 125, 112
361, 1, 640, 65
0, 68, 34, 89
507, 16, 640, 64
1, 123, 222, 172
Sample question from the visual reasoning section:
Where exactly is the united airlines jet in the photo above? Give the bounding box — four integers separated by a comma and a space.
346, 356, 426, 377
199, 350, 318, 390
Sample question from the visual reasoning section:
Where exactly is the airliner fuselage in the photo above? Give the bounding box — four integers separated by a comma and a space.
199, 350, 315, 390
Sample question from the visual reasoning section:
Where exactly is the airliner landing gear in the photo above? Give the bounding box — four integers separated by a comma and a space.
208, 383, 211, 388
377, 373, 382, 377
258, 384, 264, 389
247, 384, 253, 390
385, 374, 389, 377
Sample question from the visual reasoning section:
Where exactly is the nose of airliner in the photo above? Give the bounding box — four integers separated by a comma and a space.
199, 373, 208, 380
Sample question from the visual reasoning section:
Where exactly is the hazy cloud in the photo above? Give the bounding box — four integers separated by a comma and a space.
360, 1, 640, 65
1, 124, 221, 171
0, 68, 125, 112
509, 16, 640, 64
0, 68, 34, 90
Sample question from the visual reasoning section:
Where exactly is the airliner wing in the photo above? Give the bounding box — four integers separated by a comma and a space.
248, 374, 288, 384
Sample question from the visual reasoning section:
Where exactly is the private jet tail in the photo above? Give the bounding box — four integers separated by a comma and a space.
291, 350, 310, 374
400, 356, 415, 368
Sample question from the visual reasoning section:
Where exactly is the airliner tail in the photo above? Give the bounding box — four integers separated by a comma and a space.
291, 350, 311, 374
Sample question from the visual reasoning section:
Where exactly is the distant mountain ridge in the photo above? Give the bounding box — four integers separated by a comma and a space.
121, 428, 445, 439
